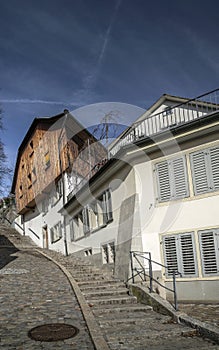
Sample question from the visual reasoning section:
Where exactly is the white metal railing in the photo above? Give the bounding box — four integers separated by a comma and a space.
67, 89, 219, 200
109, 88, 219, 157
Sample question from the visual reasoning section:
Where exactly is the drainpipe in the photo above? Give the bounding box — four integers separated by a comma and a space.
58, 112, 69, 256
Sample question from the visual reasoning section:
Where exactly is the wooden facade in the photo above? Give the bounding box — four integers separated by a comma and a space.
12, 112, 107, 214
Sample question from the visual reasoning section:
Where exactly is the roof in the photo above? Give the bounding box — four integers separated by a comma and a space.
11, 110, 97, 194
109, 89, 219, 151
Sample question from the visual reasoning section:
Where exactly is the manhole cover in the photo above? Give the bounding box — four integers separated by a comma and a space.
28, 323, 79, 342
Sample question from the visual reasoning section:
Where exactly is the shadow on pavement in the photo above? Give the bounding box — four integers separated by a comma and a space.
0, 235, 19, 269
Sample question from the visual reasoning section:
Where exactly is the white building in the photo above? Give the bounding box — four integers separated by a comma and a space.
13, 89, 219, 302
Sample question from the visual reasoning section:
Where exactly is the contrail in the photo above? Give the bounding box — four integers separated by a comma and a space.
84, 0, 122, 90
0, 98, 78, 106
97, 0, 122, 67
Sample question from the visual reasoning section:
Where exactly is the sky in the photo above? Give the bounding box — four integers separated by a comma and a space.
0, 0, 218, 193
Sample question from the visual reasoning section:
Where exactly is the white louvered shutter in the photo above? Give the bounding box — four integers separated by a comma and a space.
209, 147, 219, 191
155, 156, 188, 202
199, 229, 219, 276
163, 232, 197, 278
105, 189, 113, 223
82, 206, 90, 235
69, 219, 74, 241
190, 150, 209, 195
163, 236, 178, 277
172, 157, 189, 199
179, 233, 197, 276
155, 161, 171, 201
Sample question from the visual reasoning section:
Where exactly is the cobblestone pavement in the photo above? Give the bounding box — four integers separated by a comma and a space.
179, 304, 219, 328
0, 226, 95, 350
1, 224, 219, 350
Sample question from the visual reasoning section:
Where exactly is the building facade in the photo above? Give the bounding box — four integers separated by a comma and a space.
12, 89, 219, 302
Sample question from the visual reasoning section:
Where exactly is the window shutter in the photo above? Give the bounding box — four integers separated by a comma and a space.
179, 233, 197, 276
50, 228, 54, 243
172, 157, 189, 199
155, 156, 188, 202
155, 161, 171, 201
105, 189, 113, 223
199, 229, 219, 276
58, 221, 62, 238
190, 150, 210, 195
70, 219, 74, 241
82, 206, 90, 234
163, 236, 178, 276
163, 232, 197, 278
209, 147, 219, 191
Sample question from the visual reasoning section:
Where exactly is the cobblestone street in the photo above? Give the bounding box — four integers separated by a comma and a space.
1, 224, 219, 350
0, 230, 94, 349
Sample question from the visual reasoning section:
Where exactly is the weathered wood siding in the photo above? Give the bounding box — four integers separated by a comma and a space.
15, 122, 107, 214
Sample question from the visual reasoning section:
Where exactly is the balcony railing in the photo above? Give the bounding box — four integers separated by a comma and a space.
109, 88, 219, 156
67, 88, 219, 200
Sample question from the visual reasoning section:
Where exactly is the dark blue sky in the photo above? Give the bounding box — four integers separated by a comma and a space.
0, 0, 218, 185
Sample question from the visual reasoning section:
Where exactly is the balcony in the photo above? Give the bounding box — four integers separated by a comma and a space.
67, 88, 219, 201
109, 88, 219, 156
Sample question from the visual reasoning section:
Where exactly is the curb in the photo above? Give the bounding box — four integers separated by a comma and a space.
128, 283, 219, 345
36, 250, 110, 350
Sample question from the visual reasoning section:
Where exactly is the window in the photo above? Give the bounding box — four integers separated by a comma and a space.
190, 146, 219, 195
45, 151, 51, 169
89, 189, 113, 231
50, 221, 62, 243
27, 173, 32, 188
199, 229, 219, 276
102, 241, 116, 264
29, 140, 34, 157
32, 167, 37, 183
70, 208, 89, 241
51, 179, 62, 205
84, 249, 92, 257
163, 232, 197, 278
70, 189, 113, 241
155, 156, 189, 202
19, 184, 23, 198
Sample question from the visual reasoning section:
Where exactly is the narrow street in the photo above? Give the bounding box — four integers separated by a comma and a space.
0, 224, 218, 350
0, 226, 94, 350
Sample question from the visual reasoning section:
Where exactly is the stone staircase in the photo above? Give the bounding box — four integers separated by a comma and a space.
53, 255, 218, 350
1, 226, 218, 349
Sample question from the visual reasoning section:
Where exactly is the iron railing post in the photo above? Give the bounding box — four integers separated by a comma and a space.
148, 252, 153, 293
130, 251, 135, 284
173, 271, 178, 311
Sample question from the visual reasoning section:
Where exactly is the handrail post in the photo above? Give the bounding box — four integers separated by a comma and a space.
148, 252, 153, 293
173, 271, 178, 311
130, 251, 135, 284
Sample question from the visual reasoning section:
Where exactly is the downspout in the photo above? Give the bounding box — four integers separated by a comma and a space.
58, 112, 69, 256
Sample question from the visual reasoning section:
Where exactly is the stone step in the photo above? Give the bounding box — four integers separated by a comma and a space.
74, 275, 113, 282
83, 288, 129, 299
79, 282, 125, 291
93, 304, 153, 318
72, 271, 109, 279
87, 295, 137, 306
77, 278, 120, 286
98, 316, 167, 327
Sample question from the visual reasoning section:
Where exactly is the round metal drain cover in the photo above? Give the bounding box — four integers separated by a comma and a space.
28, 323, 79, 342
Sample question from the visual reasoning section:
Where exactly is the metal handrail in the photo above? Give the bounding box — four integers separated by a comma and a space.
128, 251, 182, 310
110, 88, 219, 156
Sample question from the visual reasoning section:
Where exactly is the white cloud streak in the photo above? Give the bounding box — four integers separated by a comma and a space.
97, 0, 122, 68
0, 98, 78, 106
